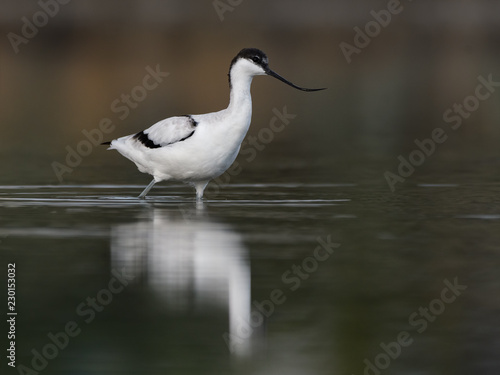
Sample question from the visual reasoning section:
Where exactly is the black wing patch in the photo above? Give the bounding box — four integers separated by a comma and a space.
133, 131, 162, 149
186, 115, 198, 127
177, 130, 195, 143
134, 115, 197, 149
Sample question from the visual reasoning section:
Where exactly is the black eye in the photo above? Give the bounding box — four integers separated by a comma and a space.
251, 56, 261, 63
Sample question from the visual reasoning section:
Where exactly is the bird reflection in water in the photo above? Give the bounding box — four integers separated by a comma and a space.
109, 207, 251, 356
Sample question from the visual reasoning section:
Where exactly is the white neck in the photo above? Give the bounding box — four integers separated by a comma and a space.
214, 61, 261, 148
226, 63, 254, 115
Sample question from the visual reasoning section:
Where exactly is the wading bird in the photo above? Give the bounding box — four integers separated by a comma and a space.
103, 48, 325, 200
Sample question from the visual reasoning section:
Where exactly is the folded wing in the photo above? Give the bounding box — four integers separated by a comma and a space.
134, 115, 198, 149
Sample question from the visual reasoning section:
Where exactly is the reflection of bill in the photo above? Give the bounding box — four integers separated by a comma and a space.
110, 208, 252, 356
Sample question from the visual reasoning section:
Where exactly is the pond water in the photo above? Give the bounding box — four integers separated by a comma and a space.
3, 1, 500, 373
1, 170, 499, 375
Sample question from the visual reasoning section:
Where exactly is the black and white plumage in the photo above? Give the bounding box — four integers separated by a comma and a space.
104, 48, 325, 200
132, 115, 197, 149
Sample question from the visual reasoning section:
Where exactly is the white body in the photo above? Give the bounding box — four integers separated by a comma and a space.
108, 58, 262, 198
105, 48, 323, 199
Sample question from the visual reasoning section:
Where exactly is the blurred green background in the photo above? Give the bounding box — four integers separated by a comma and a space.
1, 0, 500, 187
2, 2, 500, 375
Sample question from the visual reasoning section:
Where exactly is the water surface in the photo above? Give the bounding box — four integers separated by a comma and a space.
1, 178, 499, 375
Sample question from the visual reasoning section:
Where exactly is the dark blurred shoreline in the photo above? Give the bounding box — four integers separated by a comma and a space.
1, 0, 500, 184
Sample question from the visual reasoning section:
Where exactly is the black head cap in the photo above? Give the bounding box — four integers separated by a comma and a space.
228, 47, 327, 92
229, 48, 269, 72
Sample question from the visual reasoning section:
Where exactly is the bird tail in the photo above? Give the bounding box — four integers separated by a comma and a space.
101, 140, 116, 150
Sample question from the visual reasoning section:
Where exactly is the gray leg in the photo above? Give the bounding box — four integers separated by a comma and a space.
138, 179, 156, 199
194, 181, 209, 201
